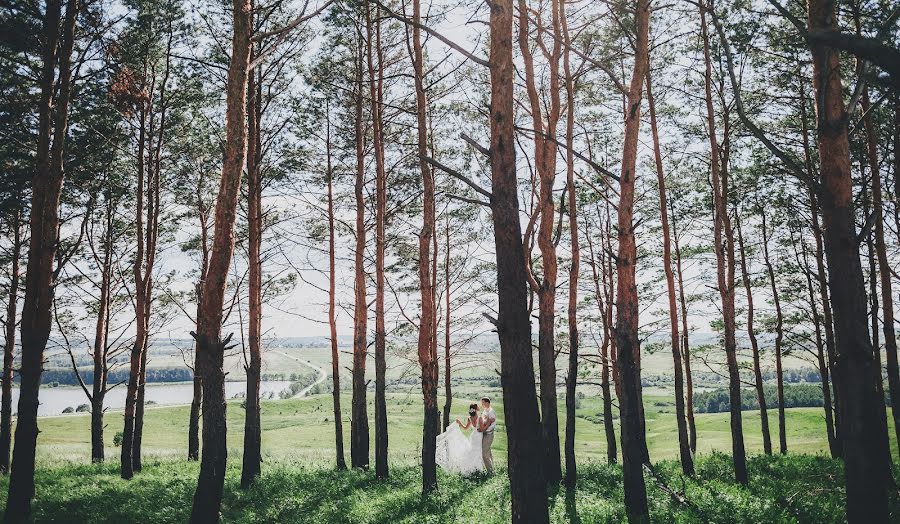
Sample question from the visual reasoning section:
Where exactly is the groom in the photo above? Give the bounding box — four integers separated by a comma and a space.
478, 397, 496, 474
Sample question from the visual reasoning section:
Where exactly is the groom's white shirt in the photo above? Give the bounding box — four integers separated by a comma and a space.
483, 407, 497, 432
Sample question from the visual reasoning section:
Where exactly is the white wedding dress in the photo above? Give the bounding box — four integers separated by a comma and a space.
435, 422, 484, 475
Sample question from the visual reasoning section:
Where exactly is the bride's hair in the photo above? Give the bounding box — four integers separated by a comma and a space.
468, 403, 478, 417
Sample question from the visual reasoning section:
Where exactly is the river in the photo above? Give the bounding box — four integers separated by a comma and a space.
12, 380, 295, 417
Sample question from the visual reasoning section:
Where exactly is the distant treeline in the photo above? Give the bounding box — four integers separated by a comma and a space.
34, 367, 194, 387
642, 367, 823, 389
694, 384, 827, 413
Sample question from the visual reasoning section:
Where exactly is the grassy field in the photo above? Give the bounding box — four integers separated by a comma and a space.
31, 390, 898, 464
11, 389, 900, 522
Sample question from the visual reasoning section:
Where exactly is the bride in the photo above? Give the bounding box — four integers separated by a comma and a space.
435, 403, 486, 475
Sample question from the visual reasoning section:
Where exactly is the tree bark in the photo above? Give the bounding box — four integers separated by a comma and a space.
121, 103, 148, 480
1, 205, 21, 473
805, 0, 889, 516
409, 0, 439, 493
614, 0, 651, 518
798, 232, 838, 457
759, 215, 786, 455
325, 99, 346, 471
862, 88, 900, 459
441, 216, 452, 432
6, 0, 77, 518
189, 0, 252, 518
517, 0, 563, 485
241, 61, 263, 489
364, 1, 389, 480
700, 0, 746, 485
562, 0, 579, 488
671, 208, 696, 453
646, 73, 694, 476
489, 0, 548, 519
799, 83, 841, 457
586, 222, 616, 464
89, 199, 113, 463
735, 214, 772, 456
350, 37, 370, 471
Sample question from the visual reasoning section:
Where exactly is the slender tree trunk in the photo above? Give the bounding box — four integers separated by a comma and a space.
350, 38, 370, 471
1, 207, 21, 473
517, 0, 563, 485
759, 214, 786, 455
646, 72, 693, 476
799, 84, 841, 457
863, 89, 900, 458
409, 0, 438, 493
700, 0, 746, 485
805, 0, 888, 514
614, 0, 651, 518
671, 209, 696, 453
133, 336, 149, 472
488, 0, 548, 519
89, 201, 113, 463
364, 2, 389, 479
241, 62, 263, 489
562, 0, 579, 487
586, 224, 616, 464
122, 106, 148, 480
441, 216, 452, 432
799, 235, 838, 456
189, 0, 252, 518
735, 214, 772, 455
860, 136, 893, 485
6, 0, 77, 518
325, 100, 346, 471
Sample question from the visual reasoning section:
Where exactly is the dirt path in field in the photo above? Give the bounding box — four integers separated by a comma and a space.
274, 350, 327, 397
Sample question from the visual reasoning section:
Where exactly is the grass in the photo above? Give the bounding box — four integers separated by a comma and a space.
1, 454, 896, 522
31, 391, 898, 463
13, 389, 900, 522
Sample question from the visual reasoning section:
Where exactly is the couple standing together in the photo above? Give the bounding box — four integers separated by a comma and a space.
435, 397, 496, 476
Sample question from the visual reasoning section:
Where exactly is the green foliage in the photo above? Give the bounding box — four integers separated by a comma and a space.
113, 432, 124, 447
694, 384, 827, 413
75, 404, 90, 413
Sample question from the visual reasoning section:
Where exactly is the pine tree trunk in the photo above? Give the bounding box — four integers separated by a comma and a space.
441, 217, 452, 432
805, 0, 889, 516
363, 2, 389, 479
6, 0, 77, 518
862, 89, 900, 459
188, 283, 203, 461
647, 74, 694, 476
615, 0, 651, 518
488, 0, 548, 519
409, 0, 438, 492
122, 106, 148, 480
700, 0, 746, 485
188, 202, 211, 462
671, 212, 696, 453
799, 238, 839, 457
325, 100, 346, 471
759, 216, 786, 455
799, 86, 842, 457
562, 0, 579, 487
241, 64, 263, 489
350, 38, 370, 471
735, 215, 772, 455
517, 0, 563, 485
189, 0, 252, 518
89, 201, 112, 464
1, 207, 21, 473
586, 221, 617, 464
